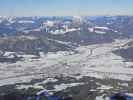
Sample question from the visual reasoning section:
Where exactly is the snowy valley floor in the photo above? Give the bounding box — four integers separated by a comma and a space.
0, 38, 133, 100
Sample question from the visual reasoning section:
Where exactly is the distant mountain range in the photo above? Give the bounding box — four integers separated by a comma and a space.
0, 16, 133, 55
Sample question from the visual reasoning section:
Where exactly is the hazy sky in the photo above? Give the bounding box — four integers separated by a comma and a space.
0, 0, 133, 16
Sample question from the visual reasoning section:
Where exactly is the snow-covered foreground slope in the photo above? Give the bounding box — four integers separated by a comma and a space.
0, 38, 133, 86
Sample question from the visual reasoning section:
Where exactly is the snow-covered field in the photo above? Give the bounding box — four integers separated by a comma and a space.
0, 38, 133, 86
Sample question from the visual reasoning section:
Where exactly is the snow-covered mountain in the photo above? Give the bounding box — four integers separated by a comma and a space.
0, 16, 133, 100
